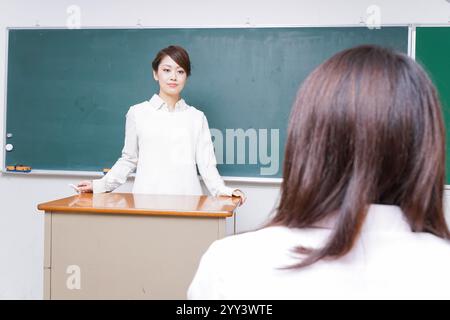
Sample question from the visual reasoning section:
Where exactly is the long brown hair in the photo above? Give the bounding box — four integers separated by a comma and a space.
271, 45, 450, 268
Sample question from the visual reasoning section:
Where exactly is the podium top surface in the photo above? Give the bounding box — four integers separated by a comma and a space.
37, 193, 241, 218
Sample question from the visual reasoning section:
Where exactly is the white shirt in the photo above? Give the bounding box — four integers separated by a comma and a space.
188, 204, 450, 299
93, 94, 235, 196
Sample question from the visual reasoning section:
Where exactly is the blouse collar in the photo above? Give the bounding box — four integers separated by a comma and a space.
148, 94, 188, 112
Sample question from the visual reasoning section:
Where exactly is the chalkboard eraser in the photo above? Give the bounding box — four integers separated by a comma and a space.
6, 165, 32, 173
103, 168, 110, 175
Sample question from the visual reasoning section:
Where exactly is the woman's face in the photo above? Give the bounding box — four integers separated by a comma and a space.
153, 55, 187, 97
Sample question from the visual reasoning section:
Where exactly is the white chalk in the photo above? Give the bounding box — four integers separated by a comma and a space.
68, 183, 80, 193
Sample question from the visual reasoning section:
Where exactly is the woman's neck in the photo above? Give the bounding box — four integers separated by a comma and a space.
158, 92, 181, 110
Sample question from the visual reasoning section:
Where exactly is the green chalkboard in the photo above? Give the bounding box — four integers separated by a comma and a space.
416, 27, 450, 184
5, 27, 408, 178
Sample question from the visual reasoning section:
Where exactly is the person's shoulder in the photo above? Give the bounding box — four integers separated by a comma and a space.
125, 100, 152, 117
179, 99, 202, 114
202, 226, 329, 275
392, 231, 450, 278
185, 104, 204, 117
210, 225, 325, 256
129, 100, 150, 111
402, 233, 450, 290
208, 227, 273, 252
414, 232, 450, 257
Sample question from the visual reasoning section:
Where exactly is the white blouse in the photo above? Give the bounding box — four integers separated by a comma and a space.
93, 94, 235, 196
188, 204, 450, 299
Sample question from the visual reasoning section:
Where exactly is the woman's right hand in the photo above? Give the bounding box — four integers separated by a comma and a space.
77, 180, 93, 193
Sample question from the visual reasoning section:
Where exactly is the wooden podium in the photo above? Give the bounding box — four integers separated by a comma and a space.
37, 193, 240, 299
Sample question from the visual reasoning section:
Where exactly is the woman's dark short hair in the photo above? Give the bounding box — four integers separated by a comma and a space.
271, 45, 449, 268
152, 45, 191, 76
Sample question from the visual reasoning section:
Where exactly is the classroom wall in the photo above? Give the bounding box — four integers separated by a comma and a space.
1, 0, 450, 299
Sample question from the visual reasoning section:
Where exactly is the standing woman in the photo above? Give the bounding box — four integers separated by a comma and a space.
77, 45, 246, 202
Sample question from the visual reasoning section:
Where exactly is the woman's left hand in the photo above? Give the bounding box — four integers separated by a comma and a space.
232, 189, 246, 206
